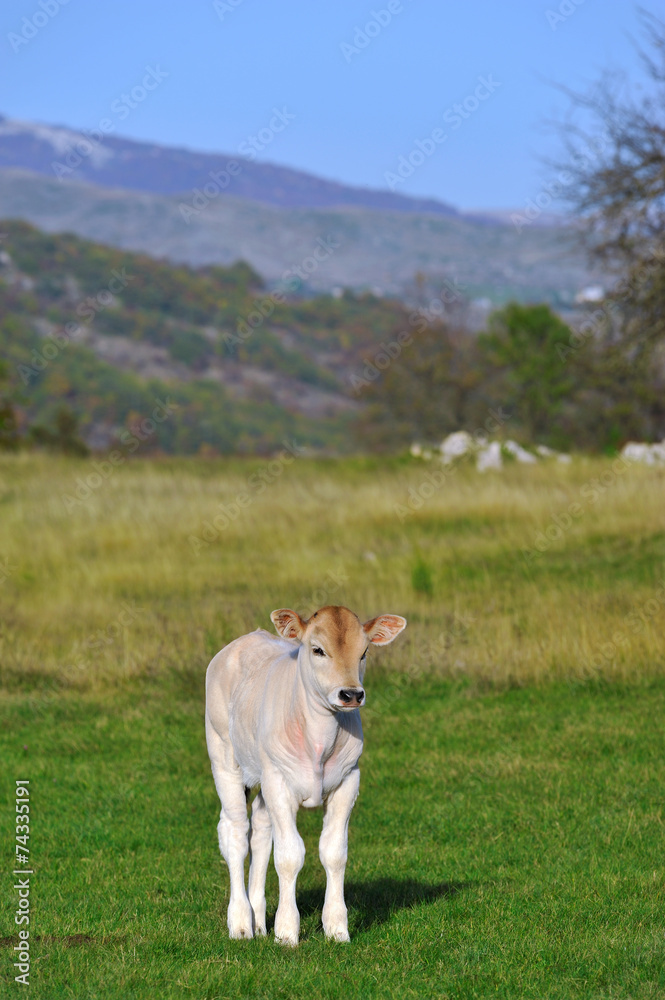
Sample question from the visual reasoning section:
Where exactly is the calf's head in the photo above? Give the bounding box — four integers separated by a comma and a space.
270, 605, 407, 711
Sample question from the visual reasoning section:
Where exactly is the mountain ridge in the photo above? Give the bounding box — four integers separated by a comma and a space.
0, 166, 595, 304
0, 114, 465, 218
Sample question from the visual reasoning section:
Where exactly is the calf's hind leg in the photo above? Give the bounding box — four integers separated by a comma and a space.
248, 791, 272, 935
206, 720, 253, 939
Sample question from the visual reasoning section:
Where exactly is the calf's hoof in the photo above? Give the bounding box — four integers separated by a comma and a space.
227, 901, 254, 940
325, 928, 350, 943
275, 932, 299, 947
323, 905, 350, 942
274, 909, 300, 947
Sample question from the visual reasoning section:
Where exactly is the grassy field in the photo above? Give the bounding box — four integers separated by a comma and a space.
1, 452, 664, 999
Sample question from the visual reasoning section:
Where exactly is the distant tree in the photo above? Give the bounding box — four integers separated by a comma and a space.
353, 320, 487, 450
352, 300, 663, 454
478, 303, 578, 447
556, 8, 665, 439
29, 406, 89, 456
0, 361, 20, 451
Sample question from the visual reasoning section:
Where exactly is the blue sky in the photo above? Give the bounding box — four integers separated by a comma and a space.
1, 0, 648, 210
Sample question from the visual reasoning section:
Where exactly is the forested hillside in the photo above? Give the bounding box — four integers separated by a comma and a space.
0, 220, 416, 454
4, 220, 660, 458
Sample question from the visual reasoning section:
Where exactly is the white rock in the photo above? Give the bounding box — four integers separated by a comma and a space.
650, 442, 665, 464
504, 440, 537, 464
410, 443, 423, 457
535, 443, 572, 463
536, 443, 572, 463
440, 430, 474, 463
621, 442, 653, 464
622, 441, 665, 466
477, 441, 502, 472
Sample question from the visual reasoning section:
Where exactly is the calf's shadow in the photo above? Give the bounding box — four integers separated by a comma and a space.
295, 878, 471, 932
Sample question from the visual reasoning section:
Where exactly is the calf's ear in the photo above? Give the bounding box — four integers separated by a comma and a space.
270, 608, 307, 640
363, 614, 407, 646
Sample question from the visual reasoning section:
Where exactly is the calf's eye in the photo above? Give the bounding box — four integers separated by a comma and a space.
312, 646, 325, 657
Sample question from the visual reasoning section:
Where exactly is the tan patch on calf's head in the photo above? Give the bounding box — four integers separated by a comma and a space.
306, 606, 362, 657
272, 605, 406, 658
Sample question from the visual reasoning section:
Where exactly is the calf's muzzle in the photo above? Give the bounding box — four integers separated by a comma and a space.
337, 687, 365, 708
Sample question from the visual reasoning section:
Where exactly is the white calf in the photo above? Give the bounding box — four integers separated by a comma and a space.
205, 604, 406, 946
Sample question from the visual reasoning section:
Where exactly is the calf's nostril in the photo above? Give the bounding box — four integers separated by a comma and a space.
339, 688, 365, 705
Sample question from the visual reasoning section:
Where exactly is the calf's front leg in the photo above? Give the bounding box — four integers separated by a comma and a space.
319, 766, 360, 942
261, 768, 305, 946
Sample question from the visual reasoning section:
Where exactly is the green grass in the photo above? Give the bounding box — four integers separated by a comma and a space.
2, 679, 664, 999
1, 454, 665, 997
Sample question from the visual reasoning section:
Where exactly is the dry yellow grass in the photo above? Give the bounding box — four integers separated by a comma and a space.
1, 451, 664, 693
